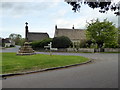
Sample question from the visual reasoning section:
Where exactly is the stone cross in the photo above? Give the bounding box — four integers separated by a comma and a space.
25, 22, 28, 26
25, 22, 28, 41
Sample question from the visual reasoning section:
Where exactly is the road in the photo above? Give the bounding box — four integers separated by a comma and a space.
0, 46, 20, 53
1, 47, 118, 88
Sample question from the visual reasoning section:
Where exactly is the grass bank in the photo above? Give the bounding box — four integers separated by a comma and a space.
2, 53, 89, 74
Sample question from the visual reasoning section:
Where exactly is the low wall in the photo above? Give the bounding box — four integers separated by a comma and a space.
57, 48, 67, 52
67, 48, 94, 52
104, 48, 120, 52
37, 48, 120, 53
78, 48, 94, 52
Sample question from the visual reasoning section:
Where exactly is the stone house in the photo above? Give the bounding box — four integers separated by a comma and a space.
2, 38, 15, 47
27, 32, 49, 42
54, 25, 86, 47
25, 22, 49, 42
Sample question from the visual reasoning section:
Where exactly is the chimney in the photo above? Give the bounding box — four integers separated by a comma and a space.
55, 25, 57, 30
72, 25, 74, 29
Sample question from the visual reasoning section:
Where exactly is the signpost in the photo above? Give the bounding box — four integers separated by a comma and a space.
44, 42, 52, 56
44, 42, 58, 56
48, 42, 52, 56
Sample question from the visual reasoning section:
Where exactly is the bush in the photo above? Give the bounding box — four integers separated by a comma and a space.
79, 40, 87, 48
52, 36, 72, 49
40, 38, 53, 48
31, 38, 52, 50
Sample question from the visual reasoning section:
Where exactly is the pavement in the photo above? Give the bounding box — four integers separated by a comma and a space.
1, 47, 118, 88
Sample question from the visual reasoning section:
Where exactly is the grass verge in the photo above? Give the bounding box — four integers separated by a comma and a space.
1, 53, 89, 74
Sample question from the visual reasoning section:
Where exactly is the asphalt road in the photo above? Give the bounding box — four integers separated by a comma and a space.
0, 46, 20, 53
2, 49, 118, 88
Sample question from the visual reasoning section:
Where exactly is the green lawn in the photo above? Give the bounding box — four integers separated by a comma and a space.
1, 53, 89, 74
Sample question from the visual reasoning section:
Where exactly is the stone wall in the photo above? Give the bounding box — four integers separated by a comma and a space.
67, 48, 94, 52
78, 48, 94, 52
104, 48, 120, 52
42, 48, 120, 52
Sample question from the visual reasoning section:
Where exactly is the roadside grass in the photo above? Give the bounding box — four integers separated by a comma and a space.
1, 53, 89, 74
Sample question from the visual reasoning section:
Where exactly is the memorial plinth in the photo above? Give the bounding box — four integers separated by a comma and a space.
17, 42, 35, 55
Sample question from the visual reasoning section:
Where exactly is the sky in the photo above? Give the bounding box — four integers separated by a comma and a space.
0, 0, 120, 38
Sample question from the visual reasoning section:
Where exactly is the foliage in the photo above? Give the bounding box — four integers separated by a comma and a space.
79, 39, 87, 48
79, 39, 96, 48
9, 33, 22, 45
104, 41, 119, 48
118, 27, 120, 47
86, 19, 118, 48
19, 38, 26, 46
52, 36, 72, 49
2, 53, 89, 74
31, 41, 40, 49
31, 38, 52, 49
65, 0, 120, 16
86, 39, 94, 48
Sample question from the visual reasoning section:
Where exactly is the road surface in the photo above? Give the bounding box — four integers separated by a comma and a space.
0, 46, 20, 53
2, 48, 118, 88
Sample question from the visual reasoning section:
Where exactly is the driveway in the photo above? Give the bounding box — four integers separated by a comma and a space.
2, 51, 118, 88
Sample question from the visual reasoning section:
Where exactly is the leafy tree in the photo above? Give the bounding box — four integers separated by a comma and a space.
65, 0, 120, 16
86, 19, 118, 48
117, 27, 120, 47
9, 33, 22, 45
104, 41, 119, 48
52, 36, 72, 49
86, 39, 94, 48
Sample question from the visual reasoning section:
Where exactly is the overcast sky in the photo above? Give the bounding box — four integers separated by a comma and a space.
0, 0, 119, 38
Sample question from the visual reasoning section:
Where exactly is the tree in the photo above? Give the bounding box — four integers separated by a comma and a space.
52, 36, 72, 49
65, 0, 120, 16
118, 27, 120, 47
86, 19, 118, 48
9, 33, 22, 45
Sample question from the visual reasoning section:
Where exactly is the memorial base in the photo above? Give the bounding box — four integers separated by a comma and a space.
17, 42, 35, 56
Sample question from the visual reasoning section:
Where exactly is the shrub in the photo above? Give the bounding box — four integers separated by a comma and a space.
40, 38, 52, 48
52, 36, 72, 49
31, 38, 52, 50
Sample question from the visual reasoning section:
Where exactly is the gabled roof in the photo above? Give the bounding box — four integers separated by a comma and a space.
54, 28, 86, 41
2, 38, 11, 43
27, 32, 49, 42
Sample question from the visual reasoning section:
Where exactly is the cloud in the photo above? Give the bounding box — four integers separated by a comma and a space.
0, 0, 62, 2
54, 4, 118, 29
1, 1, 61, 18
55, 17, 87, 29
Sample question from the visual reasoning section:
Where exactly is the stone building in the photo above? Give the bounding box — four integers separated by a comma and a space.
1, 38, 15, 47
54, 25, 86, 46
25, 22, 49, 42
